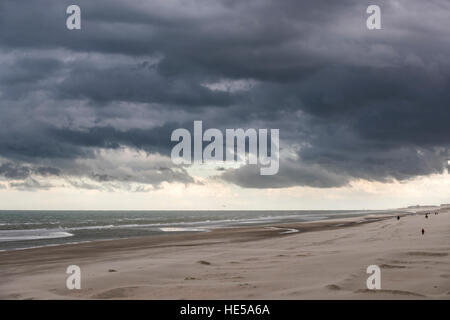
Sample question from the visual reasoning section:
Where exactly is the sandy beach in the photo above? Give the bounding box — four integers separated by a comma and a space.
0, 208, 448, 300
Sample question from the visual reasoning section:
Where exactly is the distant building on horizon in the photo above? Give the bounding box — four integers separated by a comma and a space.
407, 204, 439, 208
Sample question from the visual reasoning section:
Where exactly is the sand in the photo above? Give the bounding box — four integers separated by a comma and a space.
0, 208, 448, 299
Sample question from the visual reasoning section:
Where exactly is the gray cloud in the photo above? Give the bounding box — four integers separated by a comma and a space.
9, 177, 52, 191
0, 162, 60, 179
0, 0, 449, 189
220, 160, 349, 189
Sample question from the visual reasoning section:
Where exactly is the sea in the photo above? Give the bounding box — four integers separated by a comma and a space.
0, 210, 390, 251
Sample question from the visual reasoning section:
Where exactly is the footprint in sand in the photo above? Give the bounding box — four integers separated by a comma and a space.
325, 284, 341, 290
380, 264, 406, 269
243, 257, 259, 261
355, 289, 425, 297
91, 286, 140, 299
407, 251, 448, 257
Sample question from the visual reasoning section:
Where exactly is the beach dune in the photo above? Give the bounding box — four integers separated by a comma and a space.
0, 209, 449, 299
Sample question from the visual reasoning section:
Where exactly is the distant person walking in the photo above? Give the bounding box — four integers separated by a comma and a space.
422, 228, 425, 235
397, 216, 400, 220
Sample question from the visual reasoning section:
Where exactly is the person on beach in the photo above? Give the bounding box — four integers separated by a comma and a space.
422, 228, 425, 235
397, 216, 400, 220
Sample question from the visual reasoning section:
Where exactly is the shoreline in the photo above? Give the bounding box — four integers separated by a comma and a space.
0, 211, 399, 262
0, 209, 407, 254
0, 208, 448, 299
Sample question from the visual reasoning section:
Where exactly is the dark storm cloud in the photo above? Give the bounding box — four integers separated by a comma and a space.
9, 178, 52, 191
0, 162, 60, 179
0, 0, 449, 189
47, 125, 174, 154
0, 57, 62, 86
220, 160, 349, 189
56, 61, 234, 107
0, 163, 30, 179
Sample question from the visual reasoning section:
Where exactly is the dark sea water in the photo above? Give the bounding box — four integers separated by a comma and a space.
0, 210, 389, 251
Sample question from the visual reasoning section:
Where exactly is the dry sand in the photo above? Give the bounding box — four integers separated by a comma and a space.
0, 208, 448, 299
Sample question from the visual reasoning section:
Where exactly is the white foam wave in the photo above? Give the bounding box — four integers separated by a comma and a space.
159, 227, 207, 232
0, 229, 74, 242
65, 224, 115, 231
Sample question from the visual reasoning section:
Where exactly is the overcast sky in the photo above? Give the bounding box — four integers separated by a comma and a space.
0, 0, 449, 210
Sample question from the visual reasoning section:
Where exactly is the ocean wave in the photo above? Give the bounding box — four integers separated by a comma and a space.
265, 226, 299, 234
0, 214, 327, 233
65, 224, 115, 231
159, 227, 207, 232
0, 229, 74, 242
0, 211, 383, 241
